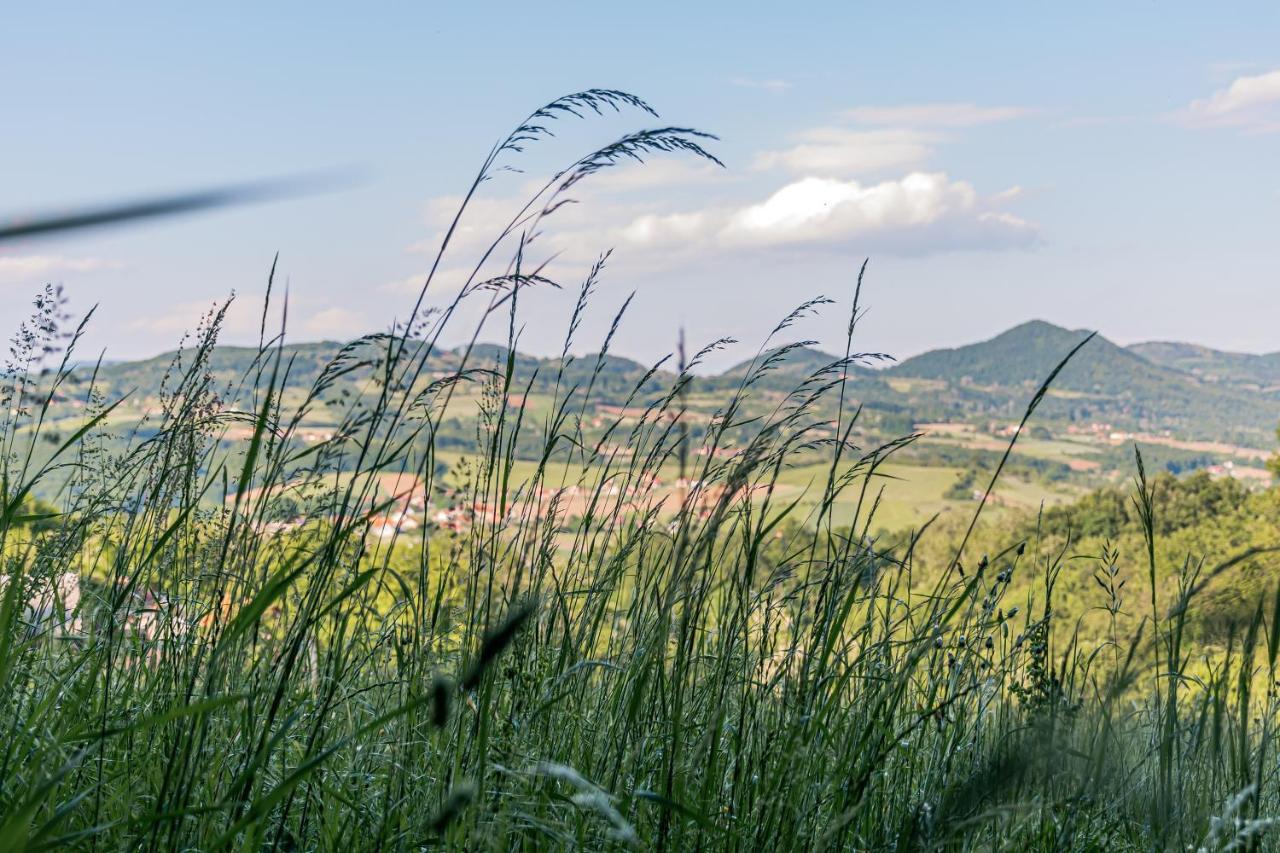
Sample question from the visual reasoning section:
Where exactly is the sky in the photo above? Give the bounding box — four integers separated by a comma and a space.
3, 2, 1280, 370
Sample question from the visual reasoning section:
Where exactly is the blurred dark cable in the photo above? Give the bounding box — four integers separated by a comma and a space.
0, 171, 358, 243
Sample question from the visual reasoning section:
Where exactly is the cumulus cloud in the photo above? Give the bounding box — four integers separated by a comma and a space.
406, 114, 1039, 292
754, 128, 937, 175
407, 157, 728, 260
612, 172, 1036, 255
1184, 68, 1280, 130
408, 190, 696, 280
0, 254, 117, 284
410, 171, 1036, 277
844, 103, 1035, 127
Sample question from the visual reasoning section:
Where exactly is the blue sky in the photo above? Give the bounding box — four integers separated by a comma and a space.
4, 3, 1280, 368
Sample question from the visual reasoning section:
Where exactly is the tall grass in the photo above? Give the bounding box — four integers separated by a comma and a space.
1, 91, 1278, 850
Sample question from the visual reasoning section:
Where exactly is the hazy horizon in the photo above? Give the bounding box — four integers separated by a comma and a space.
70, 315, 1279, 379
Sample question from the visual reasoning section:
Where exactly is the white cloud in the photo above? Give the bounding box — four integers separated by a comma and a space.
754, 128, 936, 175
0, 255, 118, 284
620, 210, 718, 245
844, 103, 1035, 127
730, 77, 792, 93
1185, 68, 1280, 130
380, 273, 427, 296
301, 306, 370, 338
118, 296, 380, 352
991, 185, 1024, 203
126, 297, 262, 339
407, 117, 1038, 289
407, 158, 728, 260
614, 173, 1037, 255
723, 172, 1037, 252
410, 190, 677, 279
410, 171, 1036, 276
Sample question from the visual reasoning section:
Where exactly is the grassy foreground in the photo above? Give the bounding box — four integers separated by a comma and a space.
2, 92, 1280, 851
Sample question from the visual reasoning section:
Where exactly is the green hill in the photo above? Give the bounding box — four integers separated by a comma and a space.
710, 345, 883, 391
71, 320, 1280, 446
1128, 340, 1280, 392
90, 341, 349, 394
887, 320, 1278, 443
890, 320, 1167, 395
722, 345, 842, 377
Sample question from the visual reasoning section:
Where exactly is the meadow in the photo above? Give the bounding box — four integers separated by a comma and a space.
3, 91, 1280, 851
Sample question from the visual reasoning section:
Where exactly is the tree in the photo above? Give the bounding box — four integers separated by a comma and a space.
1269, 423, 1280, 481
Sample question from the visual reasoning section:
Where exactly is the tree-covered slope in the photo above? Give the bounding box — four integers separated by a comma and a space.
1128, 340, 1280, 391
72, 320, 1280, 445
890, 320, 1170, 395
886, 320, 1279, 442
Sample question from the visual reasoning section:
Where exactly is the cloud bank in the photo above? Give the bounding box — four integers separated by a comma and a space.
754, 128, 937, 175
0, 255, 117, 285
617, 173, 1036, 255
1184, 68, 1280, 131
406, 102, 1040, 287
843, 102, 1035, 127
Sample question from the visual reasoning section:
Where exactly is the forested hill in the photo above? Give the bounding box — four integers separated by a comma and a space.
80, 320, 1280, 445
891, 320, 1167, 395
880, 320, 1279, 443
1127, 340, 1280, 391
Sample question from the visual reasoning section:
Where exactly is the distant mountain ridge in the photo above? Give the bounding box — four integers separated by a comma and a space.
1127, 341, 1280, 391
882, 320, 1278, 443
748, 320, 1278, 443
889, 320, 1169, 395
81, 320, 1280, 445
720, 345, 878, 382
